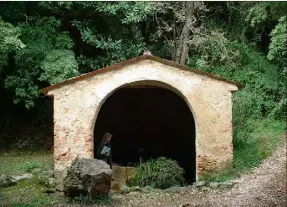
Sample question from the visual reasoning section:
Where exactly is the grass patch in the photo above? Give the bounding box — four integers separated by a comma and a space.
0, 176, 67, 206
1, 183, 113, 207
0, 175, 113, 206
0, 150, 114, 206
1, 181, 113, 207
0, 151, 60, 206
200, 118, 286, 182
0, 151, 53, 176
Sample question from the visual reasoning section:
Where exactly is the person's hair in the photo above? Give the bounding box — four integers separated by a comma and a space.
102, 132, 113, 143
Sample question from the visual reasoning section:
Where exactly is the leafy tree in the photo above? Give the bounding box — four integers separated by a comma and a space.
267, 16, 287, 72
0, 17, 25, 72
4, 16, 78, 108
39, 49, 79, 84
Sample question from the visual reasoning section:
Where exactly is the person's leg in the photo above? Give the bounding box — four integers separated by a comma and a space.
109, 156, 113, 168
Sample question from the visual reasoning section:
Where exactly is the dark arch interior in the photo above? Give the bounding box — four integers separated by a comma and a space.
94, 85, 196, 182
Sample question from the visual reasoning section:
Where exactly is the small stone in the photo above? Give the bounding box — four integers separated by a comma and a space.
130, 186, 142, 192
185, 184, 196, 190
231, 180, 240, 185
41, 170, 54, 178
120, 185, 142, 194
194, 181, 206, 187
120, 185, 131, 194
11, 174, 33, 183
164, 186, 184, 193
142, 186, 154, 193
220, 181, 234, 188
47, 178, 56, 188
0, 174, 13, 187
209, 182, 219, 188
201, 187, 210, 192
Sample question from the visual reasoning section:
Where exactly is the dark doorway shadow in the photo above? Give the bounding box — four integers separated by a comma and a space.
94, 85, 196, 183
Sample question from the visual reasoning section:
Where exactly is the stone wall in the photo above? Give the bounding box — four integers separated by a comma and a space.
47, 59, 238, 188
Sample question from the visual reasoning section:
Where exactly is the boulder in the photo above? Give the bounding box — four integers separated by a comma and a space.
63, 157, 112, 197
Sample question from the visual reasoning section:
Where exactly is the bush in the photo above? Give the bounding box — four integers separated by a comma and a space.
128, 157, 185, 189
19, 161, 42, 173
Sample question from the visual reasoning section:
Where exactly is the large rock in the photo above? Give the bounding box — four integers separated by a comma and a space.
63, 157, 112, 197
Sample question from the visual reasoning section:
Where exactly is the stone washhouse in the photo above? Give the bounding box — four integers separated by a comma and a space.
41, 54, 243, 187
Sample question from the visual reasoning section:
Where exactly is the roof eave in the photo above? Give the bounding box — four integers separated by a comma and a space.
40, 54, 244, 95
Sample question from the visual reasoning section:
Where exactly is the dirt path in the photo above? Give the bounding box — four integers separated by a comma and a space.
109, 141, 286, 207
206, 141, 287, 207
57, 141, 286, 207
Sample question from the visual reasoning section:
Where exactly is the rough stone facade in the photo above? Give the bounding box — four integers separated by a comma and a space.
42, 55, 240, 187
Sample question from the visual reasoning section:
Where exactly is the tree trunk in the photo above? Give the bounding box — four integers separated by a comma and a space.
174, 2, 200, 65
179, 7, 193, 65
174, 29, 184, 63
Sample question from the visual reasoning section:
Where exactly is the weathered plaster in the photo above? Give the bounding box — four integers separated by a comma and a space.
47, 59, 238, 186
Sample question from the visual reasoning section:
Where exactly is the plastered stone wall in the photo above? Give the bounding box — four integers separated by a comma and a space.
47, 59, 238, 187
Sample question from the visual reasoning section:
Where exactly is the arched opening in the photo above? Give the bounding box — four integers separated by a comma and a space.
94, 82, 196, 183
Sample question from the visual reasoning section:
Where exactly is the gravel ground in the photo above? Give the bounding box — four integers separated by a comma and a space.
56, 141, 286, 207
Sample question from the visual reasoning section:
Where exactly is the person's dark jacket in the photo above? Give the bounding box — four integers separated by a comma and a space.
96, 142, 112, 168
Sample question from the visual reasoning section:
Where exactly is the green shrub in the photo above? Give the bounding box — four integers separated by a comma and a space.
128, 157, 185, 189
19, 161, 41, 173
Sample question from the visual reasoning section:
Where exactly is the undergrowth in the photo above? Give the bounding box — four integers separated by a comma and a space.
0, 176, 66, 207
0, 151, 53, 175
